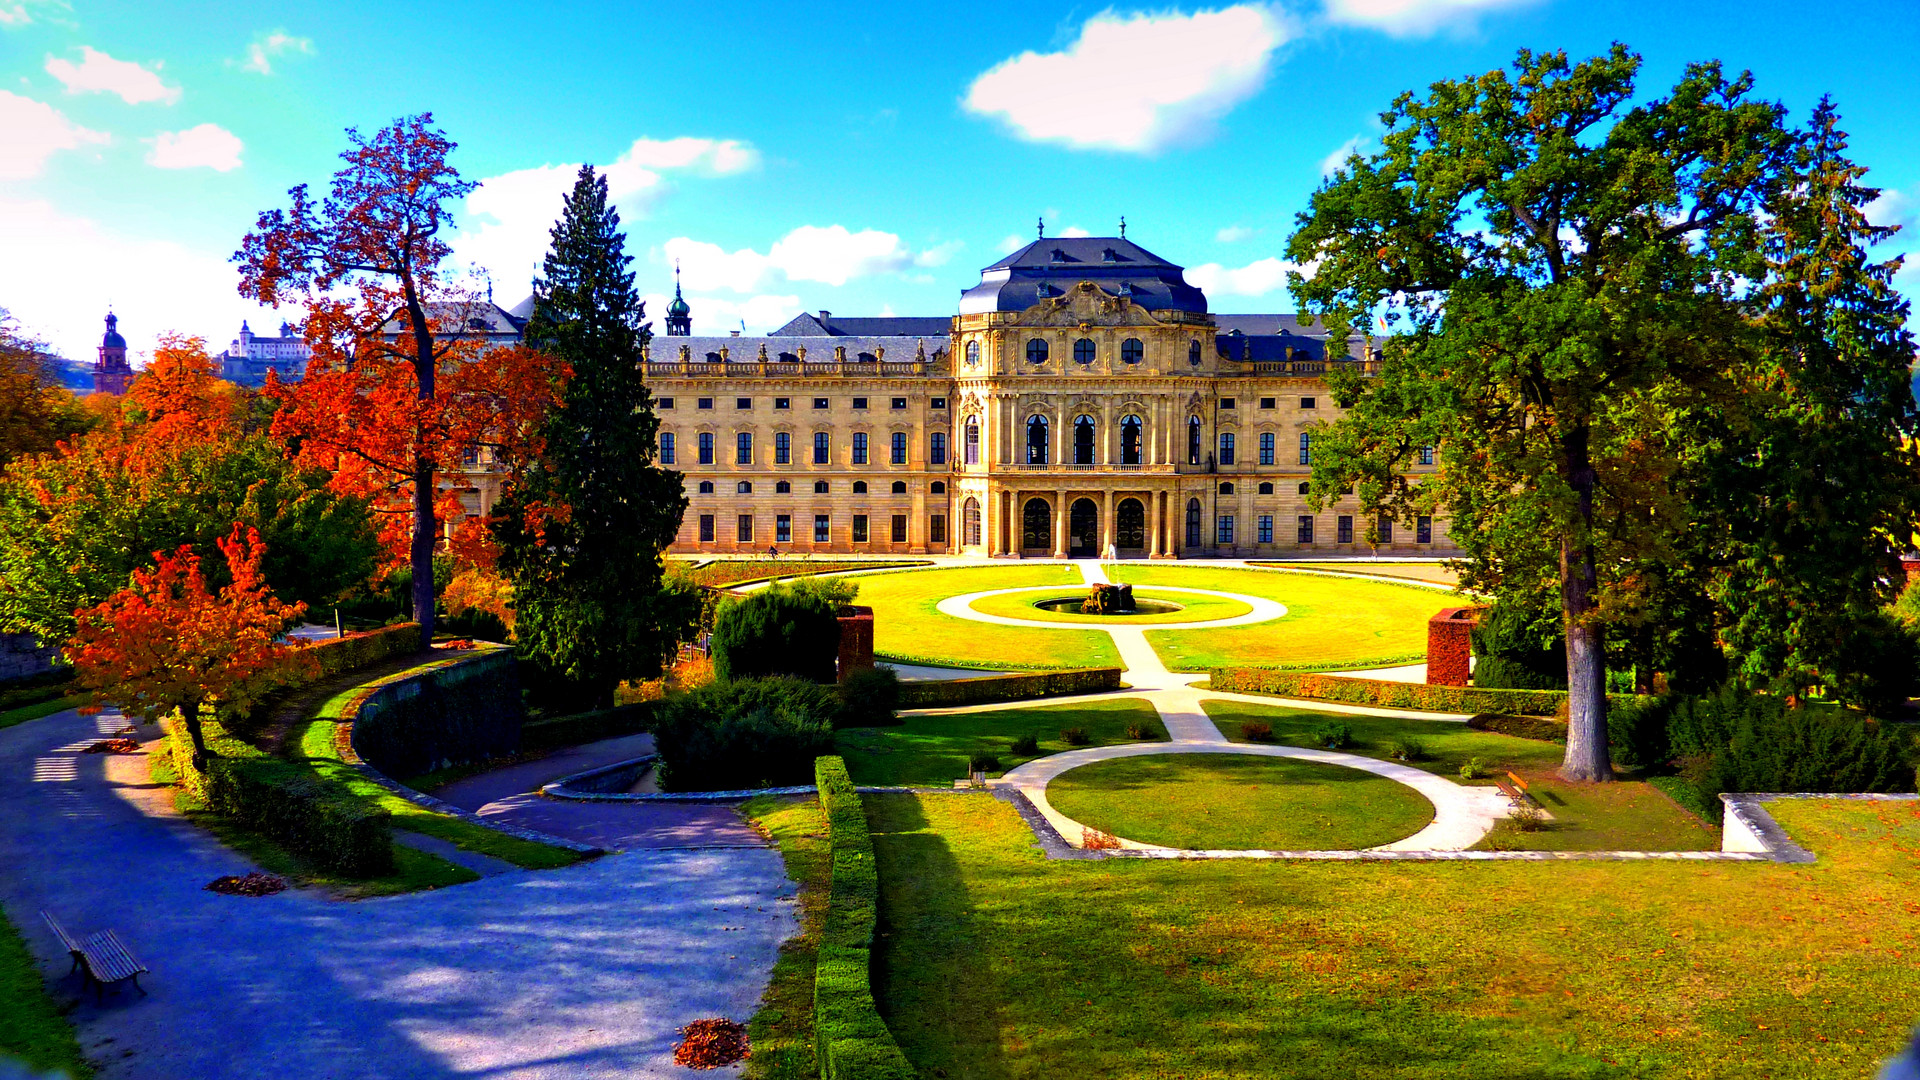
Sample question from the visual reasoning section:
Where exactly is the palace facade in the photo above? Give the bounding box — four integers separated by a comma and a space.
645, 234, 1453, 558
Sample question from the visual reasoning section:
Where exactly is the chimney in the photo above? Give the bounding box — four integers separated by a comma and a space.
818, 310, 831, 323
730, 329, 741, 337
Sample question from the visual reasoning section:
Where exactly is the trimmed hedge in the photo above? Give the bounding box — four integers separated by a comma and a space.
1466, 713, 1568, 741
897, 668, 1122, 708
520, 702, 655, 752
814, 756, 915, 1080
305, 622, 422, 679
1210, 668, 1568, 715
166, 717, 392, 876
652, 678, 838, 791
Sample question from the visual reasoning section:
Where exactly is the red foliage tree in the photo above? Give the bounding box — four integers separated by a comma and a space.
67, 524, 314, 767
234, 114, 563, 641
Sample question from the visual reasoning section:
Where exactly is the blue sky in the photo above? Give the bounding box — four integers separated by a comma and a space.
2, 0, 1917, 363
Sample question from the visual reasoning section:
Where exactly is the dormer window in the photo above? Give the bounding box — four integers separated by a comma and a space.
1050, 248, 1068, 263
1117, 281, 1134, 297
1102, 248, 1117, 263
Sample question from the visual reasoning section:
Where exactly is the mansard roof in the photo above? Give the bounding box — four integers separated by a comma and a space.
646, 334, 946, 365
770, 312, 951, 337
959, 236, 1208, 316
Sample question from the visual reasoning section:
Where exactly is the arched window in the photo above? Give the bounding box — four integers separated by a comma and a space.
1073, 415, 1096, 465
964, 416, 981, 465
736, 481, 752, 493
853, 480, 868, 494
1218, 482, 1235, 495
965, 340, 980, 366
698, 480, 714, 494
963, 498, 982, 546
931, 481, 946, 494
1026, 415, 1050, 464
1121, 338, 1143, 365
814, 480, 830, 493
1188, 339, 1202, 366
775, 480, 791, 493
1185, 498, 1202, 547
890, 480, 907, 494
1120, 414, 1143, 465
1258, 482, 1274, 495
1187, 416, 1202, 465
1023, 498, 1051, 549
1026, 338, 1049, 364
1073, 338, 1095, 365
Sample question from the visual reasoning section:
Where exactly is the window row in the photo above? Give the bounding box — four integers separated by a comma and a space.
694, 479, 948, 495
660, 431, 947, 466
661, 396, 947, 412
975, 338, 1206, 367
1180, 502, 1434, 546
695, 512, 947, 546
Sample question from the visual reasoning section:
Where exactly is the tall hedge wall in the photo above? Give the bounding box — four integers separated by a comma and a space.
346, 648, 524, 778
813, 756, 915, 1080
1210, 668, 1568, 715
306, 622, 423, 679
896, 668, 1122, 709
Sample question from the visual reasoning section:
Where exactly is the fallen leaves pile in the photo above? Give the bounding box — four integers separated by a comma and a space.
83, 738, 140, 754
673, 1018, 749, 1069
205, 872, 288, 897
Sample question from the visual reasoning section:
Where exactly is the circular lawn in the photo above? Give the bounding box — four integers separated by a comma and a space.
965, 587, 1254, 625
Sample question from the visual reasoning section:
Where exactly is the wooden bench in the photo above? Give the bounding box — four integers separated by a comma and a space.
1493, 770, 1539, 809
42, 910, 148, 1002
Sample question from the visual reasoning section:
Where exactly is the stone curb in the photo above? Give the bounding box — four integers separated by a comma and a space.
1718, 792, 1920, 865
538, 755, 989, 802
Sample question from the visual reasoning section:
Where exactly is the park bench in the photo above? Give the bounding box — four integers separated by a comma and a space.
42, 910, 148, 1002
1494, 770, 1538, 809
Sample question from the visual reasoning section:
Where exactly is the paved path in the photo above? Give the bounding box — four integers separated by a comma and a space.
0, 709, 796, 1080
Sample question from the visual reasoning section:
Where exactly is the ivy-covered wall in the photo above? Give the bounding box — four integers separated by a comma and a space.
347, 648, 523, 778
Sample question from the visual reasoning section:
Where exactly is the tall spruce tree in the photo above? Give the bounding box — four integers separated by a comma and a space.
493, 166, 692, 706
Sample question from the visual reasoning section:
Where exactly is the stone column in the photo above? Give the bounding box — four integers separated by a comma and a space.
1149, 490, 1163, 557
1052, 491, 1067, 559
910, 482, 927, 554
1100, 488, 1115, 555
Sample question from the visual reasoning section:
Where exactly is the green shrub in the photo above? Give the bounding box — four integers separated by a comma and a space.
519, 702, 653, 752
969, 753, 1001, 773
1124, 723, 1157, 742
1606, 694, 1673, 769
812, 756, 915, 1078
1210, 668, 1569, 715
1470, 600, 1567, 690
1459, 757, 1486, 780
1061, 726, 1091, 746
1822, 610, 1920, 717
1241, 720, 1275, 743
1466, 713, 1568, 742
895, 668, 1122, 708
1009, 733, 1039, 755
1388, 736, 1427, 762
711, 584, 841, 683
1472, 655, 1567, 691
836, 666, 901, 728
1665, 689, 1917, 802
651, 678, 838, 791
1310, 720, 1353, 749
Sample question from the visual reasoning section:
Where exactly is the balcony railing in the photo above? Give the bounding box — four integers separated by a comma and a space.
643, 360, 934, 378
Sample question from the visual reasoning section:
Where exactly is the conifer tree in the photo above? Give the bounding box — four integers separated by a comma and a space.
493, 166, 693, 706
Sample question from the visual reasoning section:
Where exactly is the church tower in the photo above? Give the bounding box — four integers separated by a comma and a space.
665, 263, 691, 336
94, 310, 132, 395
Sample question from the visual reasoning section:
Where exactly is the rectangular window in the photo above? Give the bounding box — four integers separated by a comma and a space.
1219, 398, 1236, 410
736, 397, 751, 410
852, 432, 868, 465
930, 432, 947, 465
814, 514, 830, 543
930, 397, 947, 410
774, 431, 791, 465
1417, 515, 1432, 544
1338, 515, 1354, 544
658, 397, 675, 410
1259, 397, 1275, 410
1258, 515, 1273, 544
659, 432, 676, 464
698, 432, 714, 465
735, 432, 752, 465
1219, 432, 1236, 466
1301, 397, 1316, 409
813, 432, 830, 464
1296, 515, 1314, 544
1216, 515, 1235, 545
891, 397, 907, 410
1259, 432, 1275, 466
813, 397, 830, 409
774, 397, 790, 410
1298, 432, 1311, 465
852, 514, 869, 543
1379, 516, 1394, 543
699, 514, 715, 543
890, 514, 907, 543
737, 515, 753, 543
776, 514, 792, 544
890, 431, 907, 465
1418, 445, 1435, 466
852, 397, 868, 410
930, 514, 947, 544
697, 397, 714, 410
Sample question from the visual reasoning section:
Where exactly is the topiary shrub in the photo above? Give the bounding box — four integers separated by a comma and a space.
710, 584, 840, 684
1009, 733, 1039, 755
835, 666, 901, 728
1466, 713, 1568, 742
650, 678, 838, 791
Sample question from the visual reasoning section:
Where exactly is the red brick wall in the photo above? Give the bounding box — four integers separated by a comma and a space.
1426, 607, 1479, 687
837, 606, 874, 682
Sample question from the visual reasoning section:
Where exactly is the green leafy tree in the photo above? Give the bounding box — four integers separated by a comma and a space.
710, 585, 841, 684
492, 166, 692, 706
1288, 46, 1796, 780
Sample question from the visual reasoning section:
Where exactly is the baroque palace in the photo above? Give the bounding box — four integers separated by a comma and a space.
641, 231, 1453, 558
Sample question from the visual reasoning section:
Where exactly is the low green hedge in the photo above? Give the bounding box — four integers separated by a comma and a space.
307, 622, 422, 679
1466, 713, 1568, 741
814, 756, 915, 1080
520, 702, 656, 752
1210, 668, 1568, 715
897, 668, 1122, 708
166, 717, 392, 877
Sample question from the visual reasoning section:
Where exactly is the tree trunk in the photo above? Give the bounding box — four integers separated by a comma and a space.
406, 281, 437, 648
1559, 424, 1613, 782
182, 698, 212, 772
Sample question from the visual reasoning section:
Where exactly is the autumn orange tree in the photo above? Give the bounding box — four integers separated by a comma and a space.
234, 114, 562, 642
68, 524, 315, 768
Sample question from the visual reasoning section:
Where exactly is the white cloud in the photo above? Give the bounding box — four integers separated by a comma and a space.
1867, 187, 1915, 231
146, 123, 243, 171
452, 136, 761, 290
964, 5, 1294, 153
638, 291, 802, 336
998, 233, 1027, 254
1319, 134, 1378, 177
1322, 0, 1538, 37
1215, 224, 1255, 243
1057, 226, 1091, 238
1187, 256, 1303, 297
0, 0, 68, 28
45, 46, 180, 105
238, 31, 312, 75
662, 237, 773, 294
662, 225, 918, 294
914, 240, 965, 268
0, 90, 107, 179
0, 195, 286, 364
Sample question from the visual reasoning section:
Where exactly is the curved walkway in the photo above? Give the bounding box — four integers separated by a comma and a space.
0, 708, 797, 1080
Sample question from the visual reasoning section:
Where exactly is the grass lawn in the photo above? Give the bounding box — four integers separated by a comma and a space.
1108, 565, 1460, 671
853, 565, 1122, 670
0, 911, 90, 1078
1253, 560, 1462, 586
739, 794, 829, 1080
964, 587, 1253, 625
869, 791, 1920, 1079
1204, 699, 1718, 851
669, 558, 928, 588
0, 693, 88, 731
837, 699, 1164, 786
1047, 754, 1434, 850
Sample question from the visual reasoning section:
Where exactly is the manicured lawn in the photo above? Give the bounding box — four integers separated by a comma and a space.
965, 587, 1252, 625
0, 910, 90, 1078
1252, 560, 1462, 586
669, 558, 928, 588
1204, 699, 1717, 851
740, 793, 828, 1080
1109, 564, 1460, 671
837, 699, 1164, 786
1047, 754, 1434, 850
853, 565, 1122, 670
0, 693, 88, 731
869, 791, 1920, 1079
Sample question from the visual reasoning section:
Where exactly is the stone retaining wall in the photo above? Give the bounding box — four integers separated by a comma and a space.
0, 634, 62, 683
